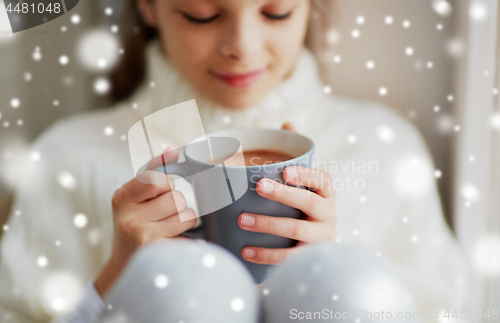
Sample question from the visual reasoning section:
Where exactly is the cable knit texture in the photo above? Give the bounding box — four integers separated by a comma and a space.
0, 38, 467, 323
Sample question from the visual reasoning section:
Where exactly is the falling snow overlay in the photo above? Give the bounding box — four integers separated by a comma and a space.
0, 1, 497, 322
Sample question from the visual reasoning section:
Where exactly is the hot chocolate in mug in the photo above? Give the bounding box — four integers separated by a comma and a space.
152, 128, 315, 283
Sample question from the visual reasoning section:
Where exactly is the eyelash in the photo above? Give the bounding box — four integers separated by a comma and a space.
183, 13, 220, 25
183, 11, 292, 25
263, 12, 292, 20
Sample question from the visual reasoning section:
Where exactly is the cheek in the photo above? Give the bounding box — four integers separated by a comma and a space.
267, 26, 307, 73
161, 25, 217, 73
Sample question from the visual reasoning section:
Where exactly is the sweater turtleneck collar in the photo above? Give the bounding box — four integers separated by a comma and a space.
127, 38, 327, 142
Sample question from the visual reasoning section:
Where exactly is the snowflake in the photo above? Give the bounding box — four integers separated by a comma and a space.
491, 113, 500, 129
470, 3, 487, 21
71, 14, 81, 24
10, 98, 20, 108
37, 256, 48, 267
57, 171, 77, 190
432, 0, 452, 17
231, 298, 245, 312
94, 78, 111, 95
104, 126, 114, 136
73, 214, 88, 228
202, 254, 216, 268
77, 29, 119, 72
393, 155, 433, 197
154, 274, 168, 288
24, 72, 32, 82
33, 48, 42, 61
472, 235, 500, 276
59, 55, 69, 65
376, 125, 395, 143
460, 183, 480, 202
31, 151, 41, 161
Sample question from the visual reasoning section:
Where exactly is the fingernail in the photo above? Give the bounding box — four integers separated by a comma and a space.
260, 180, 274, 194
243, 248, 256, 258
241, 213, 255, 227
286, 167, 298, 179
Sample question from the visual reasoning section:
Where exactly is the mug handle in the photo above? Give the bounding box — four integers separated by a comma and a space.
153, 162, 206, 240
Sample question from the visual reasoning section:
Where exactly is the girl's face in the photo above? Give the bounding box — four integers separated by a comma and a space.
137, 0, 311, 109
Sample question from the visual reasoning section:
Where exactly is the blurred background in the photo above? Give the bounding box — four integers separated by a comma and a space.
0, 0, 499, 320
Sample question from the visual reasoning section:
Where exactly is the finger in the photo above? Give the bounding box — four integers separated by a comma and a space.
238, 213, 329, 242
241, 245, 305, 265
146, 146, 179, 171
149, 209, 197, 238
281, 122, 297, 132
283, 166, 334, 198
116, 171, 175, 204
142, 235, 192, 247
142, 190, 187, 221
256, 178, 325, 220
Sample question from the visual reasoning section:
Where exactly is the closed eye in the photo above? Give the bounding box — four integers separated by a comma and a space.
183, 13, 219, 25
263, 12, 292, 20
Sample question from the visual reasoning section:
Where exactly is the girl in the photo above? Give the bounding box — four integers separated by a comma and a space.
0, 0, 467, 322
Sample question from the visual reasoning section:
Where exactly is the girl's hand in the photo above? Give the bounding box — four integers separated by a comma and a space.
95, 147, 197, 297
238, 123, 336, 265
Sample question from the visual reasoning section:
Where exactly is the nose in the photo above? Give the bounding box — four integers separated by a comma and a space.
219, 16, 262, 61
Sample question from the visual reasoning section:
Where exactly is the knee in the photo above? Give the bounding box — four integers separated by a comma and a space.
99, 240, 259, 323
262, 243, 419, 323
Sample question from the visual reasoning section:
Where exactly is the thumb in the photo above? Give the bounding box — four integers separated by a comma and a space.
161, 146, 180, 164
146, 146, 179, 171
282, 122, 297, 133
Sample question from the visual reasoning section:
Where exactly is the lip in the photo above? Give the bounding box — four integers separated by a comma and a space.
210, 69, 266, 88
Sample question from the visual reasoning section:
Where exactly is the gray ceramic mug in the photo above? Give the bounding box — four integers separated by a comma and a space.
153, 128, 315, 283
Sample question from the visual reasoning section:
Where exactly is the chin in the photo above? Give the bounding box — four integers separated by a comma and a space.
208, 91, 264, 111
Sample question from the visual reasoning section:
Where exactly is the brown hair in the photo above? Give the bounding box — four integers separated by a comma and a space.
107, 0, 158, 105
107, 0, 335, 106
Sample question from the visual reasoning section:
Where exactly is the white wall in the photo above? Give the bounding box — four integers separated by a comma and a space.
0, 0, 96, 196
328, 0, 458, 226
